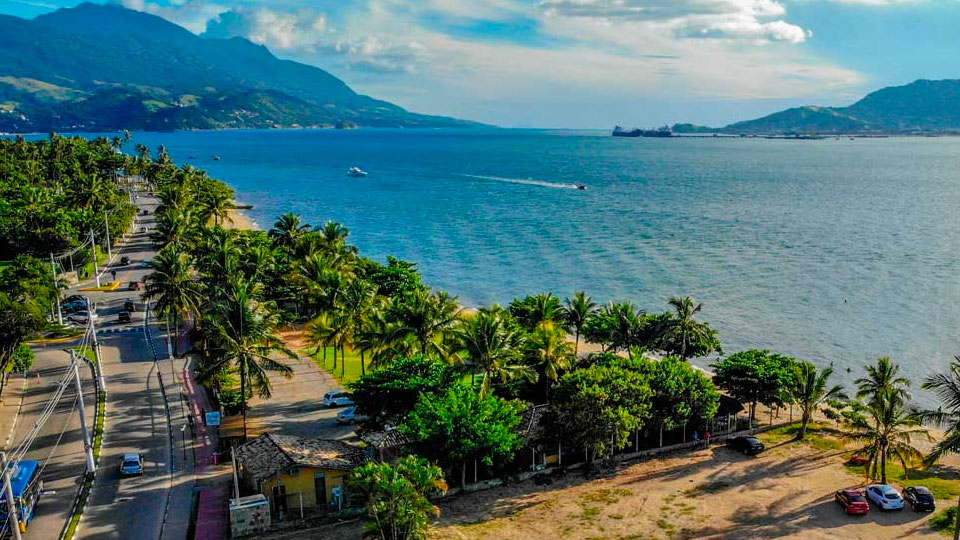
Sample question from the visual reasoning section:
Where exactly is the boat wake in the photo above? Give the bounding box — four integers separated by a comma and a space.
463, 174, 582, 190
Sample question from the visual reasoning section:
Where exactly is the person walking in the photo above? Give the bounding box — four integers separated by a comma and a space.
704, 430, 712, 447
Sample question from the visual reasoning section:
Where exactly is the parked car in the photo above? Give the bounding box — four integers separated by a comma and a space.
337, 407, 368, 425
66, 310, 98, 325
63, 299, 88, 314
140, 259, 151, 268
65, 294, 85, 303
323, 391, 354, 408
124, 299, 137, 312
128, 281, 143, 291
119, 256, 131, 265
866, 484, 905, 511
835, 489, 870, 515
727, 436, 765, 455
118, 453, 144, 477
903, 486, 936, 512
117, 311, 132, 323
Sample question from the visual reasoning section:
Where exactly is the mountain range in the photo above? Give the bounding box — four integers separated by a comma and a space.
0, 3, 473, 132
673, 79, 960, 135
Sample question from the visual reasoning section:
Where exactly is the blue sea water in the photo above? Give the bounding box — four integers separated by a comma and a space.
60, 129, 960, 396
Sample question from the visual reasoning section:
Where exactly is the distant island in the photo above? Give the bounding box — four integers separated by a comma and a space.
0, 3, 476, 132
664, 79, 960, 136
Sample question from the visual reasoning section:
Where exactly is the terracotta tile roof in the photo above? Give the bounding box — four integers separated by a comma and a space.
236, 433, 364, 482
359, 429, 410, 449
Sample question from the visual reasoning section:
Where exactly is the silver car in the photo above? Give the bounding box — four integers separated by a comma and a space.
118, 453, 144, 477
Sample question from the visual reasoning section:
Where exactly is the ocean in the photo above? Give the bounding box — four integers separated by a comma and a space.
52, 129, 960, 398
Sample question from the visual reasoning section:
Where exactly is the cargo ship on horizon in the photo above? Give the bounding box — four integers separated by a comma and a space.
612, 125, 673, 138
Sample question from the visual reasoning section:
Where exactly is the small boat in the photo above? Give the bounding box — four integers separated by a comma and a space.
213, 156, 221, 161
574, 184, 587, 190
347, 167, 368, 177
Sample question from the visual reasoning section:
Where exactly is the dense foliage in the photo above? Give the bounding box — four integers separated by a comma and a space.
712, 350, 796, 422
348, 356, 456, 425
350, 456, 447, 540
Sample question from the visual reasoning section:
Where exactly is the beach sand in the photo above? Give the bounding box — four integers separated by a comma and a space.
224, 205, 259, 231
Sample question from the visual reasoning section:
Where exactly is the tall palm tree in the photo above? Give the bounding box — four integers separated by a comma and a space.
200, 277, 296, 440
143, 246, 203, 357
658, 296, 719, 360
856, 356, 911, 404
920, 359, 960, 540
845, 389, 928, 484
386, 289, 462, 360
343, 278, 380, 376
269, 212, 310, 251
455, 311, 530, 397
509, 293, 562, 331
786, 361, 846, 440
304, 312, 335, 365
199, 186, 235, 226
562, 291, 596, 355
525, 321, 575, 400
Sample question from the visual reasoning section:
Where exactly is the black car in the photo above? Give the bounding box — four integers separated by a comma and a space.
903, 486, 936, 512
124, 299, 137, 312
117, 311, 132, 323
119, 256, 131, 265
728, 436, 765, 455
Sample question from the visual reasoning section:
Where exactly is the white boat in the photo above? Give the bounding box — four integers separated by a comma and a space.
347, 167, 368, 177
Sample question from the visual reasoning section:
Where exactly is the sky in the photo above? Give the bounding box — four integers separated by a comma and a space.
1, 0, 959, 128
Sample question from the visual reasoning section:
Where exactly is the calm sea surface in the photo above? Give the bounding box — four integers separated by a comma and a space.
53, 129, 960, 398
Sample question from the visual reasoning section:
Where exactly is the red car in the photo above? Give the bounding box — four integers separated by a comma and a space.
835, 489, 870, 515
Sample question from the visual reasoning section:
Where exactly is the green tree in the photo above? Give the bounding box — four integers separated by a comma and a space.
845, 389, 928, 484
550, 364, 652, 469
402, 385, 526, 487
656, 296, 722, 360
523, 320, 575, 401
509, 293, 562, 331
562, 291, 596, 355
363, 256, 425, 299
348, 356, 456, 425
268, 212, 310, 251
386, 289, 462, 359
454, 310, 530, 397
786, 361, 846, 440
712, 350, 795, 424
199, 277, 296, 439
350, 455, 448, 540
143, 245, 203, 357
855, 356, 911, 404
582, 301, 646, 353
636, 356, 720, 446
920, 359, 960, 540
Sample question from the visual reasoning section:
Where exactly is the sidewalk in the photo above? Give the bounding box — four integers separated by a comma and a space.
0, 372, 27, 451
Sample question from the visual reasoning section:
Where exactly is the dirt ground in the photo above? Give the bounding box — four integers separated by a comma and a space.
428, 438, 945, 540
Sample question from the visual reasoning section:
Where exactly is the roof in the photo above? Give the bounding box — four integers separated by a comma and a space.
122, 453, 140, 461
236, 433, 363, 482
1, 460, 38, 499
359, 428, 410, 449
519, 404, 549, 441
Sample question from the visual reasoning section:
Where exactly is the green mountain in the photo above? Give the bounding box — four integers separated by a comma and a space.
719, 79, 960, 134
0, 3, 474, 132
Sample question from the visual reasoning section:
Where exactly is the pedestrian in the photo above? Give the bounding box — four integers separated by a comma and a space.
111, 269, 117, 280
691, 431, 699, 445
704, 430, 712, 447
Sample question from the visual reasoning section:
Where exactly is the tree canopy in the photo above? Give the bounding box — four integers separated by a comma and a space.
712, 350, 795, 422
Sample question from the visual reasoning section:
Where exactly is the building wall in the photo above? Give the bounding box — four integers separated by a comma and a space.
260, 467, 350, 512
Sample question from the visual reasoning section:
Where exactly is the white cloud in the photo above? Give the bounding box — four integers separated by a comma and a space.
204, 6, 329, 51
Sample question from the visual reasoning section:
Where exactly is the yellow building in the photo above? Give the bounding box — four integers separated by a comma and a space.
235, 433, 364, 518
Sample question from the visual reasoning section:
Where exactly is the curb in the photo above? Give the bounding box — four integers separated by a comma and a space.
1, 374, 28, 452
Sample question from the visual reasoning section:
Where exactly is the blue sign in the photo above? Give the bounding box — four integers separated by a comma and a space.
205, 411, 221, 427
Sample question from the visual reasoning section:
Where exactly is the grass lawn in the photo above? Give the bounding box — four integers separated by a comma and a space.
73, 344, 97, 364
304, 346, 368, 385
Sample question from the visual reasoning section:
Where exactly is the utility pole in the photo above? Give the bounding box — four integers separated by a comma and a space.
90, 230, 101, 288
166, 313, 175, 363
1, 451, 23, 540
71, 352, 96, 473
103, 211, 112, 261
88, 310, 106, 390
50, 253, 62, 325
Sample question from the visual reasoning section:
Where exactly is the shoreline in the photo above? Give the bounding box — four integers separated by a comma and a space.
225, 204, 260, 231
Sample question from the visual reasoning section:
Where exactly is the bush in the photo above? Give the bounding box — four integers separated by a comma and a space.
931, 506, 956, 533
10, 343, 34, 373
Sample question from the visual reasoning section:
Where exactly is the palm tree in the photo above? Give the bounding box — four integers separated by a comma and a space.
509, 293, 562, 331
562, 291, 596, 355
343, 278, 380, 376
786, 361, 846, 440
200, 277, 296, 440
199, 186, 235, 226
455, 311, 530, 397
657, 296, 719, 360
845, 389, 928, 484
269, 212, 310, 251
387, 289, 462, 360
920, 359, 960, 540
303, 312, 335, 365
856, 356, 911, 404
595, 301, 644, 353
525, 321, 574, 400
143, 246, 203, 357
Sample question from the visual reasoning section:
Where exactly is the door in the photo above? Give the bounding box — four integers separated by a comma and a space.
314, 472, 327, 511
272, 484, 288, 518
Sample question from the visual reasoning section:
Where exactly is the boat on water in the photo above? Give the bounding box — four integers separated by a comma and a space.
574, 184, 587, 190
347, 166, 368, 177
612, 125, 673, 138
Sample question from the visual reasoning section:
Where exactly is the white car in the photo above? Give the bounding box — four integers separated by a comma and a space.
323, 391, 354, 408
866, 484, 905, 511
337, 406, 368, 425
66, 310, 99, 325
118, 453, 144, 477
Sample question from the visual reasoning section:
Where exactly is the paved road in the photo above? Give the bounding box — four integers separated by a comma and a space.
76, 333, 172, 540
11, 347, 95, 540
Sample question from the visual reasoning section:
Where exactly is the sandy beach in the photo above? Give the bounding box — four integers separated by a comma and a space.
225, 205, 259, 231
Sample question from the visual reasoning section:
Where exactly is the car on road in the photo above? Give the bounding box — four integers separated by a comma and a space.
866, 484, 905, 511
124, 299, 137, 312
119, 256, 131, 265
903, 486, 936, 512
835, 489, 870, 515
323, 391, 354, 408
128, 281, 143, 291
63, 299, 88, 313
66, 310, 98, 325
337, 406, 368, 425
118, 453, 145, 477
141, 259, 151, 268
117, 311, 132, 323
727, 436, 765, 455
140, 226, 147, 233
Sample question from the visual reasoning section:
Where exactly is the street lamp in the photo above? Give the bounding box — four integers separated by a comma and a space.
180, 424, 187, 461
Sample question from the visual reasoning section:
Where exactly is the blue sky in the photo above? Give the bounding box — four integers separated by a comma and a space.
1, 0, 957, 128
